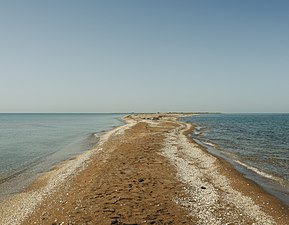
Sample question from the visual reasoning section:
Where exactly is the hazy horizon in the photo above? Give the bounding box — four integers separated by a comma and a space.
1, 1, 289, 113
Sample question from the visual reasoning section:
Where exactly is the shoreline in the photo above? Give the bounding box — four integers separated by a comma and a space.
1, 113, 289, 224
161, 116, 289, 223
0, 113, 125, 203
0, 120, 132, 225
199, 139, 289, 208
182, 118, 289, 209
181, 115, 289, 208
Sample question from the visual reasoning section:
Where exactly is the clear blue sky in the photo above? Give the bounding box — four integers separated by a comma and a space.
1, 0, 288, 113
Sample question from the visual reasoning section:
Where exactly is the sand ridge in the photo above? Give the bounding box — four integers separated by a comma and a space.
22, 114, 196, 224
1, 113, 289, 224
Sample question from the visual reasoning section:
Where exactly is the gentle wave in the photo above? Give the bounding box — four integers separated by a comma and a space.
203, 141, 215, 147
195, 126, 203, 130
235, 161, 280, 182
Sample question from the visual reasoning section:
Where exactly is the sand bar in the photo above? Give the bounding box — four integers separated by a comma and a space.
1, 113, 289, 224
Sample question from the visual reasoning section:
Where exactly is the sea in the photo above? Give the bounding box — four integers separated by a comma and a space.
183, 113, 289, 206
0, 113, 125, 200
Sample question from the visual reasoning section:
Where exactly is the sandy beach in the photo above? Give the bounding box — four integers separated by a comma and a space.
1, 113, 289, 225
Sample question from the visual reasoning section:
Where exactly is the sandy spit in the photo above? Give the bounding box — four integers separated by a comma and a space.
1, 113, 288, 225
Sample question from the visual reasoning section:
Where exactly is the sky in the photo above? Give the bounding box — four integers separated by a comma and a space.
0, 0, 288, 113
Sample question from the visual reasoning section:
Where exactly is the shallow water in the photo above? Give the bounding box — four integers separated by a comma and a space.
0, 113, 125, 199
183, 113, 289, 205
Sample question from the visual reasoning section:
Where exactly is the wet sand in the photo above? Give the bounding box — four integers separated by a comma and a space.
1, 113, 289, 224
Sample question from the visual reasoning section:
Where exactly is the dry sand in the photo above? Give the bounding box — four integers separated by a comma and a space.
1, 113, 289, 225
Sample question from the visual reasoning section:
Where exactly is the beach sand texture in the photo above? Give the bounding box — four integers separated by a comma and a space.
1, 114, 289, 224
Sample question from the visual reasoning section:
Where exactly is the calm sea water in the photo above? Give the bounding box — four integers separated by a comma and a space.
0, 113, 124, 199
183, 113, 289, 205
